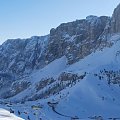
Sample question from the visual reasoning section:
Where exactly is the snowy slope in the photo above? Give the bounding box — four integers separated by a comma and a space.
43, 34, 120, 119
30, 55, 68, 83
8, 56, 68, 102
0, 108, 23, 120
0, 34, 120, 120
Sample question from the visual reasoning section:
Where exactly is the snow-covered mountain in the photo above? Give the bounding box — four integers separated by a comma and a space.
1, 3, 120, 120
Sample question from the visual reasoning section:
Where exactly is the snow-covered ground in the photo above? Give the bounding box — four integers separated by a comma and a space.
0, 108, 23, 120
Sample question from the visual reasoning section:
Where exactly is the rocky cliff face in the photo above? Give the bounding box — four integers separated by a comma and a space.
46, 15, 111, 65
111, 3, 120, 33
1, 4, 120, 99
0, 36, 49, 76
0, 16, 110, 78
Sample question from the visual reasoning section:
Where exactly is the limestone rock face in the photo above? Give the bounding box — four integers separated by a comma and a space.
111, 4, 120, 33
48, 15, 110, 64
0, 36, 49, 76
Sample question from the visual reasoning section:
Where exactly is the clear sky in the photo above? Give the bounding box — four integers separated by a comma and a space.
0, 0, 120, 44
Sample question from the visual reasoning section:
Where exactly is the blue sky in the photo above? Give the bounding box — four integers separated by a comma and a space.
0, 0, 120, 44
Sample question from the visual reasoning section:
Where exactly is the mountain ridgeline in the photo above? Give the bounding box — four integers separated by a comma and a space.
0, 4, 120, 99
